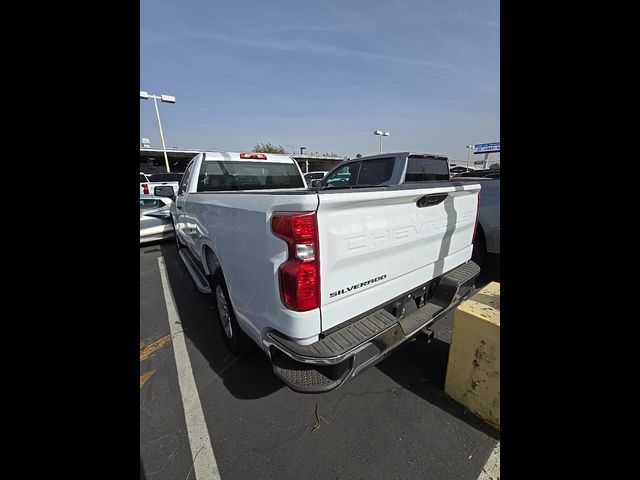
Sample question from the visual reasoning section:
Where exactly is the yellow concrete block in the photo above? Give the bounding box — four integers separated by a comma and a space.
445, 281, 500, 429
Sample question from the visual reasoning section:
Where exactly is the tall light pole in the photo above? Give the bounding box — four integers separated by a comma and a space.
466, 145, 474, 170
373, 130, 390, 154
299, 147, 308, 172
140, 91, 176, 173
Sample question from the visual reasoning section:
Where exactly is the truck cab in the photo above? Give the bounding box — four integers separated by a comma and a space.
318, 152, 450, 188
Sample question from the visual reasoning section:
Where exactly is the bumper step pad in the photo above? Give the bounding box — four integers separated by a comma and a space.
272, 354, 350, 392
270, 309, 399, 360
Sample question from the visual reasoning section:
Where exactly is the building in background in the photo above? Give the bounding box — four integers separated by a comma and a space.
449, 154, 500, 175
140, 147, 347, 175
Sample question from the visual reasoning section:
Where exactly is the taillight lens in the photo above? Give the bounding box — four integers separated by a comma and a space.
142, 184, 149, 194
271, 212, 319, 311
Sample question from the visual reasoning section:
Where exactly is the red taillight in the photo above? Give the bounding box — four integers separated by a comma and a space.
142, 184, 149, 194
271, 211, 319, 311
240, 153, 267, 159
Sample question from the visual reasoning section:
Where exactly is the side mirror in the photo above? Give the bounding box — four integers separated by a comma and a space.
310, 179, 322, 188
154, 185, 175, 197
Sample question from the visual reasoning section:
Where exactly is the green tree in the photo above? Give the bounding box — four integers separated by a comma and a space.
252, 143, 286, 154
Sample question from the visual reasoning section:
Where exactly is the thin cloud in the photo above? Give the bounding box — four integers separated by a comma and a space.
185, 31, 487, 71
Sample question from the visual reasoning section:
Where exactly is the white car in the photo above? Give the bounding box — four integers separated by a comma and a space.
140, 173, 150, 194
171, 151, 481, 392
140, 195, 174, 243
140, 172, 183, 197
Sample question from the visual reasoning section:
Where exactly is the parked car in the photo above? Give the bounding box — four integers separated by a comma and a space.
140, 195, 174, 243
170, 151, 481, 393
150, 172, 184, 195
453, 177, 500, 266
303, 171, 328, 184
315, 151, 450, 188
140, 172, 184, 197
140, 173, 150, 194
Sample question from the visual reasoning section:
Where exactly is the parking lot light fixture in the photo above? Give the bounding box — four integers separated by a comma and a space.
373, 130, 390, 154
466, 145, 474, 169
140, 90, 176, 173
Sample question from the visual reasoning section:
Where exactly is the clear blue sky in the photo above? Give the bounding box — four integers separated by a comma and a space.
140, 0, 499, 162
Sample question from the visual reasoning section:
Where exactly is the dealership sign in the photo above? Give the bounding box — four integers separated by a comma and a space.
473, 142, 500, 154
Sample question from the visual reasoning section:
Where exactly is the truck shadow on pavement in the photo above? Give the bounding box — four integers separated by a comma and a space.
376, 334, 500, 440
160, 243, 285, 400
476, 253, 500, 286
375, 258, 500, 440
158, 241, 501, 436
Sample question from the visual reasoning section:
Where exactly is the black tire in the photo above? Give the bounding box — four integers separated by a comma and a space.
209, 265, 252, 354
471, 226, 486, 268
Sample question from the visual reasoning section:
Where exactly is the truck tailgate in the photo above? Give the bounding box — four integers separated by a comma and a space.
316, 184, 480, 332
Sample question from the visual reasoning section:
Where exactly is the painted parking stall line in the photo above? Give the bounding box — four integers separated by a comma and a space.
158, 256, 221, 480
478, 442, 500, 480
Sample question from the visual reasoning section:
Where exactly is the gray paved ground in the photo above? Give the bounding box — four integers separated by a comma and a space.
140, 241, 500, 479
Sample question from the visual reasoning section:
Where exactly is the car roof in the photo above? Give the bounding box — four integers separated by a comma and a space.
356, 152, 448, 161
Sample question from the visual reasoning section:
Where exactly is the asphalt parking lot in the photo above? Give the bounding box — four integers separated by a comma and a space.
140, 241, 500, 480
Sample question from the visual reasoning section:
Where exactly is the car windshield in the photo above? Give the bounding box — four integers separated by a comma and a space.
150, 173, 183, 182
197, 161, 304, 191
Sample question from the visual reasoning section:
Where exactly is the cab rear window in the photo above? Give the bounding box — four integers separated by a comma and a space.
197, 161, 304, 191
405, 156, 450, 182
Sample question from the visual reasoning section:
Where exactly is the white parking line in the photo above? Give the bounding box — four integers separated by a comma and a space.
478, 442, 500, 480
158, 257, 221, 480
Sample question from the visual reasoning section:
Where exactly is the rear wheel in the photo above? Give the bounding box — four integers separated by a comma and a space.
471, 226, 486, 268
208, 260, 252, 354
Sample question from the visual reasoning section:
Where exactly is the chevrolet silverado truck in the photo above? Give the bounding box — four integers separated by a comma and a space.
171, 151, 481, 393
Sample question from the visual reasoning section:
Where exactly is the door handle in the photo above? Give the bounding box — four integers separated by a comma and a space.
176, 205, 182, 209
416, 193, 448, 208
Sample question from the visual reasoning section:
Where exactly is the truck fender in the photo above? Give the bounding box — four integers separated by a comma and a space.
200, 240, 221, 276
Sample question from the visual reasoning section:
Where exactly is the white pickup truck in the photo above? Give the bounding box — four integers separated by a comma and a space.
171, 151, 481, 392
140, 172, 183, 197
